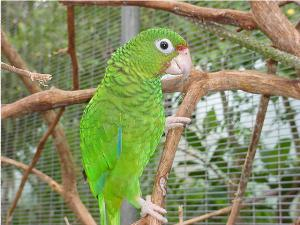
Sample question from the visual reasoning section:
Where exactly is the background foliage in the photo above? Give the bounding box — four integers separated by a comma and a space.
1, 1, 300, 224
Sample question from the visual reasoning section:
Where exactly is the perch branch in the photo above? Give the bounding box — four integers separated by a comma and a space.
147, 80, 207, 225
192, 20, 300, 69
2, 69, 300, 119
1, 156, 63, 195
5, 108, 65, 225
1, 31, 97, 225
1, 62, 52, 86
67, 5, 79, 90
250, 1, 300, 57
60, 0, 257, 30
226, 60, 277, 225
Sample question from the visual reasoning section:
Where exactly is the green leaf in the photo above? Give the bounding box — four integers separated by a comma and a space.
185, 128, 205, 151
261, 138, 291, 173
202, 107, 218, 133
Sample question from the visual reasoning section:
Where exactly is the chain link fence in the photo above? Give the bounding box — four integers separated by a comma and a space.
1, 1, 300, 224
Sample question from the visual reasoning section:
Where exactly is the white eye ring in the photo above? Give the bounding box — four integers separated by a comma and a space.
155, 39, 174, 54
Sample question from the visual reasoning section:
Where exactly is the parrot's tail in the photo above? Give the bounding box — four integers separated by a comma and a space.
98, 194, 121, 225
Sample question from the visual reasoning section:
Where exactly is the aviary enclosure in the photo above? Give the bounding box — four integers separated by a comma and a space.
1, 1, 300, 225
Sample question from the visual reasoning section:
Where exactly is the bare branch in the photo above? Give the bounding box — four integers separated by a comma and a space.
5, 108, 65, 225
60, 0, 257, 30
2, 69, 300, 119
67, 5, 80, 90
1, 62, 52, 86
1, 156, 63, 195
226, 60, 277, 225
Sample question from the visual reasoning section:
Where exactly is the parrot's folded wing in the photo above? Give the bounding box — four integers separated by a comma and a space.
80, 101, 120, 196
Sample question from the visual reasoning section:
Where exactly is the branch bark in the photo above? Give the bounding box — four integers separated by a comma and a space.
2, 69, 300, 119
250, 1, 300, 57
60, 0, 257, 30
1, 31, 97, 225
5, 108, 65, 225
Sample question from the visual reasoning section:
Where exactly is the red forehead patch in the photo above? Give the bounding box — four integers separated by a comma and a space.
176, 44, 188, 51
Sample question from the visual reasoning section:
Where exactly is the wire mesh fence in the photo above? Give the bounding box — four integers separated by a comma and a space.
1, 1, 300, 225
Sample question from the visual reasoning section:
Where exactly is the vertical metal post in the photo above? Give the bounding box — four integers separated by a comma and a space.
120, 6, 140, 225
121, 6, 140, 44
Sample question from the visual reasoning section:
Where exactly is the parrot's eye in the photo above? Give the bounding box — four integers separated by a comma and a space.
155, 39, 174, 54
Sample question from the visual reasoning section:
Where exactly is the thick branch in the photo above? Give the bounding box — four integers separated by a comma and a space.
60, 0, 257, 30
1, 62, 52, 86
2, 70, 300, 119
67, 5, 79, 90
6, 108, 65, 225
250, 1, 300, 57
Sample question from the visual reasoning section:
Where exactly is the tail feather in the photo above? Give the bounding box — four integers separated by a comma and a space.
98, 195, 120, 225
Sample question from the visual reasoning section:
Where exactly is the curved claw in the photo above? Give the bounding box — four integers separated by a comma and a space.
137, 196, 168, 224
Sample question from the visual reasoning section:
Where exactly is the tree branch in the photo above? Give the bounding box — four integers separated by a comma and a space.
172, 189, 279, 225
1, 62, 52, 86
1, 156, 63, 195
67, 5, 80, 90
226, 60, 277, 225
5, 107, 65, 225
2, 69, 300, 120
1, 31, 97, 225
250, 1, 300, 57
60, 0, 257, 30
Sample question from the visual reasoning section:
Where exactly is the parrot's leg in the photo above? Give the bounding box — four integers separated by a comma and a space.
165, 116, 191, 132
136, 195, 168, 223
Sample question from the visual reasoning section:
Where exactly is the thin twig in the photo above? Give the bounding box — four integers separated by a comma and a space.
67, 5, 79, 90
172, 189, 279, 225
226, 60, 277, 225
1, 62, 52, 86
178, 205, 183, 225
6, 108, 65, 225
1, 156, 63, 195
64, 216, 71, 225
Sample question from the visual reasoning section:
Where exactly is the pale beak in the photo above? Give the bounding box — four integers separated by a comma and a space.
165, 47, 192, 77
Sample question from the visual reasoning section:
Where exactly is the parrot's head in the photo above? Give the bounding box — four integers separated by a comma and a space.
109, 28, 192, 79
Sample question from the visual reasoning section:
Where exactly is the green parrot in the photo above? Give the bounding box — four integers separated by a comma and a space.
80, 28, 192, 225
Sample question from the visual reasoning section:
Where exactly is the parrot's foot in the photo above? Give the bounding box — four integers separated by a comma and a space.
165, 116, 191, 133
137, 195, 168, 223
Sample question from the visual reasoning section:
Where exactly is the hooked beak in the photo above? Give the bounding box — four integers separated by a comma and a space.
165, 45, 192, 77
